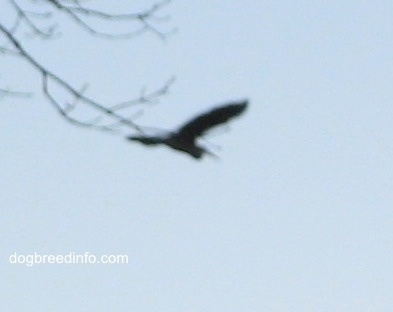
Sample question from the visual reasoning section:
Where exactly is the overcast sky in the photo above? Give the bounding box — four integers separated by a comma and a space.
1, 1, 393, 311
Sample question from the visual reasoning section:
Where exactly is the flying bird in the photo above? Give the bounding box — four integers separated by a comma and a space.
127, 100, 248, 159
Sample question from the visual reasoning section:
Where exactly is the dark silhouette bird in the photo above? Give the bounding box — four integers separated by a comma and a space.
127, 100, 248, 159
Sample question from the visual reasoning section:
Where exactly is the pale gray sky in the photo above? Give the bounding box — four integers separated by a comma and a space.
1, 1, 393, 311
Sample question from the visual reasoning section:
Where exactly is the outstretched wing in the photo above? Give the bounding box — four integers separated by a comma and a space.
175, 100, 248, 142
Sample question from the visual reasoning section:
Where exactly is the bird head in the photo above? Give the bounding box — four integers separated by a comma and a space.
126, 136, 163, 145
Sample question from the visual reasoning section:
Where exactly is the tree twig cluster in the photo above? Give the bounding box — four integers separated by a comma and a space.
0, 0, 175, 133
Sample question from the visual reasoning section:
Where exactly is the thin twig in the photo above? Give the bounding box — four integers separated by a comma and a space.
111, 76, 175, 111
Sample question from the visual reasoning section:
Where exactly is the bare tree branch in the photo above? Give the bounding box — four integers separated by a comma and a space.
1, 21, 148, 132
45, 0, 174, 40
0, 1, 175, 134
